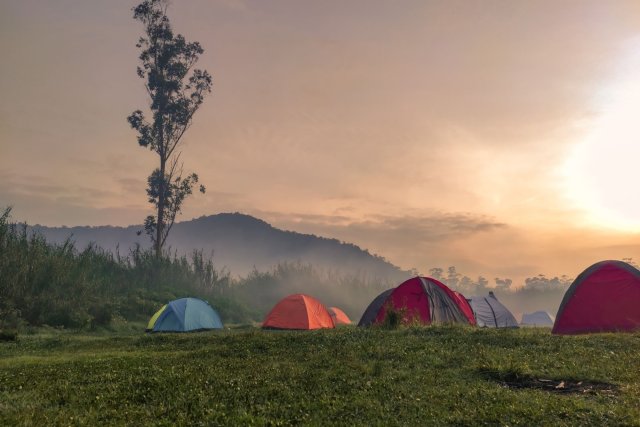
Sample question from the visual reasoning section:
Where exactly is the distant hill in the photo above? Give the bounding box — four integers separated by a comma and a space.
32, 213, 409, 280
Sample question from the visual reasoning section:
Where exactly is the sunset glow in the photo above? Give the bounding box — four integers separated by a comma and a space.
1, 0, 640, 282
565, 41, 640, 231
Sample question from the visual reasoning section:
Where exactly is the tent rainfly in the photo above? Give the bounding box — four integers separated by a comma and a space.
328, 307, 352, 325
358, 277, 476, 327
452, 290, 476, 326
467, 292, 518, 328
553, 260, 640, 334
146, 297, 223, 332
357, 289, 393, 327
262, 294, 335, 330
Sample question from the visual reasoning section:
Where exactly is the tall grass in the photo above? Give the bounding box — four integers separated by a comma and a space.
0, 207, 249, 330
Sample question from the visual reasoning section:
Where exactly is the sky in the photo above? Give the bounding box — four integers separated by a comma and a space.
1, 0, 640, 283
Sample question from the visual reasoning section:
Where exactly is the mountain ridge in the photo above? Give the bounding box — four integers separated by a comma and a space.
31, 212, 409, 281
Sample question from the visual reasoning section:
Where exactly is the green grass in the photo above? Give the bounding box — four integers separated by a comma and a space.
1, 327, 639, 426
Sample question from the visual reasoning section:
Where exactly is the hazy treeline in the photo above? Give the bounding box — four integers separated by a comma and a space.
428, 266, 574, 295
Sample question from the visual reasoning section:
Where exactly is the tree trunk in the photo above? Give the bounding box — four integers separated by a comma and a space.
156, 119, 166, 258
156, 156, 165, 258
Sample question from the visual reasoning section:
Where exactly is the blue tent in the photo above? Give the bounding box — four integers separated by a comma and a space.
146, 297, 223, 332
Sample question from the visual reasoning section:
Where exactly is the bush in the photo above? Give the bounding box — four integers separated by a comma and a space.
378, 305, 408, 329
89, 303, 114, 329
0, 330, 18, 342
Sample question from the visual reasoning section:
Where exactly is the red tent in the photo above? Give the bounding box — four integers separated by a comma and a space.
262, 294, 335, 330
553, 260, 640, 334
328, 307, 352, 325
452, 290, 477, 326
359, 277, 476, 326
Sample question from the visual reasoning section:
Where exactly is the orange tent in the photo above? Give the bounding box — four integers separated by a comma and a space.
262, 294, 335, 330
328, 307, 352, 325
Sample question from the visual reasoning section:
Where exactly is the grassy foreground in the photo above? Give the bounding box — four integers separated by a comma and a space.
1, 327, 639, 426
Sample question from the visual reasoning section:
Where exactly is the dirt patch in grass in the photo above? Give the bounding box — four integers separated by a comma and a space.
479, 368, 619, 395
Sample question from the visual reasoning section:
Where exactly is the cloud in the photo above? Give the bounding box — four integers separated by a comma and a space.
215, 0, 249, 13
369, 214, 507, 236
116, 177, 146, 195
0, 171, 147, 226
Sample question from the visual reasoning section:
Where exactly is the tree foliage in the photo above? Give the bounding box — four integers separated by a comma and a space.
128, 0, 211, 256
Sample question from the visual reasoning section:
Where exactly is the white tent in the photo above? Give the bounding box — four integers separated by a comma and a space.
467, 292, 519, 328
520, 310, 555, 327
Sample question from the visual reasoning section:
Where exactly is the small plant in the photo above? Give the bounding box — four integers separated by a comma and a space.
378, 304, 408, 329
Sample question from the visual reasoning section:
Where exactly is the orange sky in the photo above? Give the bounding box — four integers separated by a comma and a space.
1, 0, 640, 283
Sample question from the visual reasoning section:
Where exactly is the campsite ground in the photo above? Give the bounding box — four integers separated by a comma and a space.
1, 326, 639, 426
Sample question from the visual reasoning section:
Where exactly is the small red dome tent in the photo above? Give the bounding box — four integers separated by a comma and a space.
328, 307, 352, 325
358, 277, 476, 327
553, 260, 640, 335
262, 294, 335, 330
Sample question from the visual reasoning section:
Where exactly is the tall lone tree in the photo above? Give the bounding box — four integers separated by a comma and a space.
128, 0, 212, 257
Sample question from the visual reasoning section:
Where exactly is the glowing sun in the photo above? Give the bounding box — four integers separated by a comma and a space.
565, 44, 640, 231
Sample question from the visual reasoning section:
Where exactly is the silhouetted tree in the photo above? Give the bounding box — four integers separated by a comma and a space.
446, 266, 460, 288
429, 267, 444, 280
477, 276, 489, 292
494, 277, 512, 290
523, 274, 572, 291
457, 276, 474, 294
128, 0, 212, 257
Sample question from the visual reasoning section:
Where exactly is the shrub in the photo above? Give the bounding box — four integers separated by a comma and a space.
378, 305, 408, 329
0, 330, 18, 342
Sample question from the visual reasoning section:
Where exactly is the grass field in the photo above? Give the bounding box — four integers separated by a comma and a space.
1, 326, 639, 426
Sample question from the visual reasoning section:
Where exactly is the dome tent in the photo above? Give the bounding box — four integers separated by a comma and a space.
328, 307, 352, 325
467, 292, 518, 328
358, 277, 476, 327
520, 311, 554, 327
357, 288, 393, 327
146, 297, 223, 332
262, 294, 335, 330
553, 260, 640, 334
